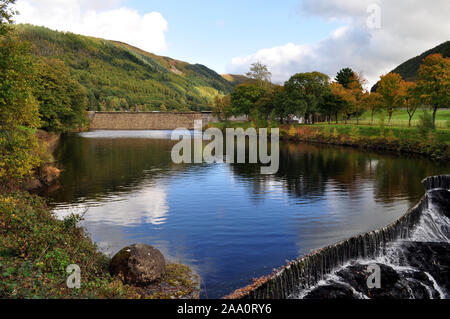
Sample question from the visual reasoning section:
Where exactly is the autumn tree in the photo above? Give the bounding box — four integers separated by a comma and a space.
213, 95, 231, 121
330, 82, 355, 124
377, 73, 403, 125
361, 92, 383, 125
397, 81, 420, 127
417, 53, 450, 127
347, 72, 367, 125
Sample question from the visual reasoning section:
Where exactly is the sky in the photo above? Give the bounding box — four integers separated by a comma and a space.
14, 0, 450, 87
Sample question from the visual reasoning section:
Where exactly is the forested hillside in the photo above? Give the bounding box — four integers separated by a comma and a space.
221, 74, 249, 86
371, 41, 450, 91
15, 24, 235, 112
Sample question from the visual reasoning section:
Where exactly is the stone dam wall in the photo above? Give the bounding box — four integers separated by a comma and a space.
225, 175, 450, 299
88, 111, 217, 130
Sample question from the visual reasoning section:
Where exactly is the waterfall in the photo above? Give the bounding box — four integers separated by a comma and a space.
226, 175, 450, 299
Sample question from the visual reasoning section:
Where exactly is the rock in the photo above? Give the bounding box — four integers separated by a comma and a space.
398, 241, 450, 295
110, 244, 166, 286
304, 283, 356, 299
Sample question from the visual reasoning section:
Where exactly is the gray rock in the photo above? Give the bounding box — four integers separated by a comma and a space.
110, 244, 166, 286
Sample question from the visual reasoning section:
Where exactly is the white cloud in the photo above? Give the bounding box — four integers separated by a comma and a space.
15, 0, 168, 53
228, 0, 450, 88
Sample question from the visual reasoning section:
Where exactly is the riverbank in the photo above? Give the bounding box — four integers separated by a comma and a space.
0, 191, 199, 299
209, 122, 450, 160
0, 130, 199, 299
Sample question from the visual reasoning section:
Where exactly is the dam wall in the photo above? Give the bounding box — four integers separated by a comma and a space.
226, 175, 450, 299
88, 111, 218, 130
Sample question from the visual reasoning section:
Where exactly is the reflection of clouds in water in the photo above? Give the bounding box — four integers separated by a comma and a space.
53, 184, 169, 227
79, 130, 202, 139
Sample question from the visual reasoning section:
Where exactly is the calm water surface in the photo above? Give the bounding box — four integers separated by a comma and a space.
47, 130, 450, 298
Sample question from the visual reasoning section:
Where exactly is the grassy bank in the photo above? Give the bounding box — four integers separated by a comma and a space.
347, 109, 450, 128
0, 191, 199, 299
209, 122, 450, 160
0, 191, 137, 298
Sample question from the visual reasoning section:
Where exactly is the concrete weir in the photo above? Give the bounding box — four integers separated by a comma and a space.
225, 175, 450, 299
88, 111, 216, 130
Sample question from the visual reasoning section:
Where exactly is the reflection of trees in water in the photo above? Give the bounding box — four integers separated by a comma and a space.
49, 135, 449, 207
230, 142, 449, 205
49, 135, 190, 203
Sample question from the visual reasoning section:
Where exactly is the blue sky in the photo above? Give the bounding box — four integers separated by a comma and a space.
15, 0, 450, 86
124, 0, 342, 73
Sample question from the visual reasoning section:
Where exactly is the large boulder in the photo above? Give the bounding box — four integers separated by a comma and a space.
110, 244, 166, 286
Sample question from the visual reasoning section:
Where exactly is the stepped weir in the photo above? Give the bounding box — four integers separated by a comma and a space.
226, 175, 450, 299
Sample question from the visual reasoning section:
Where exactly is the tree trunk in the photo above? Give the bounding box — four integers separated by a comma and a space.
408, 114, 412, 128
388, 112, 392, 126
432, 106, 437, 128
335, 112, 338, 124
371, 109, 374, 126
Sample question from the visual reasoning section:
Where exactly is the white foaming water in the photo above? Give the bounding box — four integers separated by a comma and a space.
410, 201, 450, 243
291, 192, 449, 299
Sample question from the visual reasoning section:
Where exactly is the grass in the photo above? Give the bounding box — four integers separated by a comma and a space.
347, 108, 450, 128
0, 191, 198, 299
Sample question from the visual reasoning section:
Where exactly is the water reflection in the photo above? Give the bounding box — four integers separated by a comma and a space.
47, 131, 450, 298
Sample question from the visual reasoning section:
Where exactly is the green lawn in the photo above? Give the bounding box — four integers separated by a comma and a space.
349, 108, 450, 128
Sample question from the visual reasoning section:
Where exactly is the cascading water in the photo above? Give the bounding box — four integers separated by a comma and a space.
227, 175, 450, 299
289, 183, 450, 299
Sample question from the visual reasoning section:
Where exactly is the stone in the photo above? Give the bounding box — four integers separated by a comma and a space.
304, 283, 356, 299
110, 244, 166, 286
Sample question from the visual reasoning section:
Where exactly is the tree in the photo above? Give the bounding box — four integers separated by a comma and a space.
284, 72, 331, 123
347, 72, 367, 125
245, 62, 272, 88
330, 82, 355, 124
320, 91, 346, 124
0, 37, 41, 181
272, 87, 293, 124
361, 92, 383, 125
335, 68, 356, 89
398, 81, 420, 127
417, 53, 450, 127
33, 58, 88, 133
0, 0, 16, 36
212, 95, 231, 121
230, 82, 265, 118
377, 73, 403, 125
254, 84, 282, 121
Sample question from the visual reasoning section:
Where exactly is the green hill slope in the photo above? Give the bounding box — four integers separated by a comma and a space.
15, 24, 235, 111
371, 41, 450, 92
221, 74, 249, 86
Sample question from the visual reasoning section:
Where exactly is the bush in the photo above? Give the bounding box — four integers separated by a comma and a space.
418, 110, 435, 141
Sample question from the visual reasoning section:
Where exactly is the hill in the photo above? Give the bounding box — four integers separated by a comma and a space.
371, 41, 450, 92
221, 74, 249, 86
15, 24, 236, 111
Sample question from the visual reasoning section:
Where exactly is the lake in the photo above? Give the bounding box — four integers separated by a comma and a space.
46, 130, 450, 298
